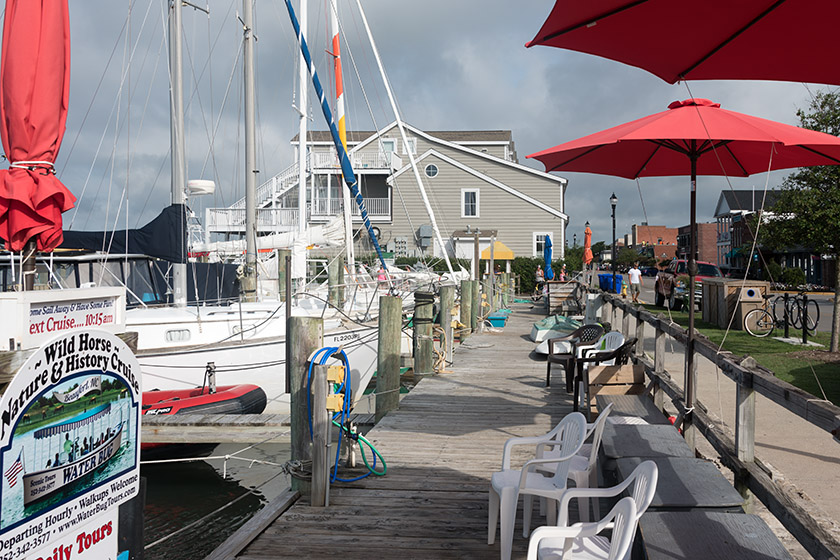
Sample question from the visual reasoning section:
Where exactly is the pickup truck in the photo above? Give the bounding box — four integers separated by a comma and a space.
654, 259, 723, 310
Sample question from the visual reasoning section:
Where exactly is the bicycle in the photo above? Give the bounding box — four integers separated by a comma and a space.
787, 290, 820, 332
744, 291, 819, 337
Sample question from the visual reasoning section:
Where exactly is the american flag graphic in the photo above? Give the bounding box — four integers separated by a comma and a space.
4, 452, 23, 488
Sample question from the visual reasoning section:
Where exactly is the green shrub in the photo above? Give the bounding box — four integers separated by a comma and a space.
764, 259, 782, 283
779, 267, 806, 288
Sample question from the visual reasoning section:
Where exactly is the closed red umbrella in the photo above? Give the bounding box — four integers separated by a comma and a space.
528, 98, 840, 438
582, 223, 593, 265
526, 0, 840, 86
0, 0, 76, 253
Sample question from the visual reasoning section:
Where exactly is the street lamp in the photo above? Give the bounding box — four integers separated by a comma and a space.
610, 193, 618, 293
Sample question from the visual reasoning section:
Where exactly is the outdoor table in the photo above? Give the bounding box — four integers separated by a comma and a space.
600, 424, 694, 460
615, 457, 744, 511
638, 510, 793, 559
596, 394, 672, 425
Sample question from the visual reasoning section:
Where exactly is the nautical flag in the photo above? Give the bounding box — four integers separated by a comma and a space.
4, 452, 23, 487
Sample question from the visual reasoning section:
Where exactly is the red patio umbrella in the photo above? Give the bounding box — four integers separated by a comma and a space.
582, 223, 593, 265
528, 97, 840, 432
526, 0, 840, 86
0, 0, 76, 253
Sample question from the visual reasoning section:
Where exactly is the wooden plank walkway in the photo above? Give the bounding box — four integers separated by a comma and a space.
229, 303, 573, 559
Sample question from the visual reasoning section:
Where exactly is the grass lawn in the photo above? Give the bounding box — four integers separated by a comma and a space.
639, 304, 840, 406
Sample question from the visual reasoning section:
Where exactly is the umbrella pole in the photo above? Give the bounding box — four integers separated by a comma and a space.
685, 152, 698, 449
22, 239, 36, 291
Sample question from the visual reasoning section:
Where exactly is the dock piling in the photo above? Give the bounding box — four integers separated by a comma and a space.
439, 285, 455, 364
311, 364, 329, 507
460, 280, 473, 341
376, 295, 402, 422
289, 316, 324, 496
413, 291, 435, 375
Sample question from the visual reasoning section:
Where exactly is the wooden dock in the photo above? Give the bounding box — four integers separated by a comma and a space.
210, 303, 572, 559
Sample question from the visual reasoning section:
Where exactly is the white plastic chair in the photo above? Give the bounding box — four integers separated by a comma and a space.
488, 412, 587, 560
537, 460, 659, 560
526, 496, 637, 560
536, 403, 614, 522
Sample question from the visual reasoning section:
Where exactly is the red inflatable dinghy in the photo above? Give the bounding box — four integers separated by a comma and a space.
141, 384, 267, 459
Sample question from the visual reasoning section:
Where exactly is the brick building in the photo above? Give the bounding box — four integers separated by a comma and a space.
677, 223, 718, 263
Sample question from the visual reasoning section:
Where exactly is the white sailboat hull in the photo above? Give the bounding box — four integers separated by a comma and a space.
132, 304, 379, 415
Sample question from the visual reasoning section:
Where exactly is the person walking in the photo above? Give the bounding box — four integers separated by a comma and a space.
628, 262, 643, 303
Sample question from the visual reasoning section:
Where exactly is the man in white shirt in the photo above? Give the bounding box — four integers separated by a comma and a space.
628, 262, 643, 303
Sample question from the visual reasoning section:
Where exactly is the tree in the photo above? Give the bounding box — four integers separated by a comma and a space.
762, 90, 840, 351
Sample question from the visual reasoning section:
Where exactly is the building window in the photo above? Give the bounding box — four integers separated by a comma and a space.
533, 232, 553, 257
425, 164, 438, 178
403, 138, 417, 155
461, 189, 479, 218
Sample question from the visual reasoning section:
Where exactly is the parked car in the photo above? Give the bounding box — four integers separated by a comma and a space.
640, 266, 659, 277
654, 259, 723, 310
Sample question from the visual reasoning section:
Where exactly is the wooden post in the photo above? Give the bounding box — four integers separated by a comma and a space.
22, 239, 36, 290
471, 280, 481, 332
277, 249, 291, 299
600, 295, 610, 325
622, 307, 631, 339
684, 356, 698, 450
311, 364, 329, 507
439, 285, 455, 364
635, 314, 645, 356
501, 273, 509, 308
489, 235, 496, 312
460, 280, 473, 340
653, 319, 666, 412
413, 292, 435, 374
376, 295, 402, 422
289, 316, 324, 496
328, 256, 343, 308
735, 360, 757, 512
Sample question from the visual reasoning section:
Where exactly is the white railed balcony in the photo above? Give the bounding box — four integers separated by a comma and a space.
205, 207, 301, 233
310, 151, 393, 171
310, 197, 390, 220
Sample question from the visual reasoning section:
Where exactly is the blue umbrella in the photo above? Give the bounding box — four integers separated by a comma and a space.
543, 235, 554, 280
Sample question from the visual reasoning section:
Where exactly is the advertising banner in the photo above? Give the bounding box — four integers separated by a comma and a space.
0, 330, 141, 560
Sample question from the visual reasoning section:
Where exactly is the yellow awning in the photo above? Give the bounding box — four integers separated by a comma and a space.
481, 241, 514, 260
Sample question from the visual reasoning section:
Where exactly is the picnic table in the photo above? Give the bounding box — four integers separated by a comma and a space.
639, 510, 793, 559
595, 394, 672, 425
600, 424, 694, 460
615, 456, 744, 511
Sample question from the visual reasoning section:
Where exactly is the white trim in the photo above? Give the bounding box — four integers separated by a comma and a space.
352, 121, 568, 186
389, 149, 569, 221
461, 188, 480, 218
533, 232, 553, 258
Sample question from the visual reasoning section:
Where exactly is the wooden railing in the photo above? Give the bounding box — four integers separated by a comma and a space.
595, 290, 840, 559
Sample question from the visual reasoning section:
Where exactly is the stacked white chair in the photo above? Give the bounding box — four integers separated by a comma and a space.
488, 412, 587, 560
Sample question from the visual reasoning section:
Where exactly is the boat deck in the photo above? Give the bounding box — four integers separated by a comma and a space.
222, 302, 570, 559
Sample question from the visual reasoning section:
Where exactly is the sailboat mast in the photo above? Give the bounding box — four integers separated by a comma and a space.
297, 0, 308, 236
242, 0, 258, 301
169, 0, 187, 306
354, 0, 455, 278
330, 1, 355, 271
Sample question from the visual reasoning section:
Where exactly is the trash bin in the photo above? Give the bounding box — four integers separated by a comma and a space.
598, 273, 623, 293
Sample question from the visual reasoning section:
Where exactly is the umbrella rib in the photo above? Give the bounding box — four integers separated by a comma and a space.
633, 142, 664, 177
798, 145, 840, 165
531, 0, 649, 45
678, 0, 787, 80
548, 144, 608, 172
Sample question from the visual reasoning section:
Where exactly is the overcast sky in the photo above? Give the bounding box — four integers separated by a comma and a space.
26, 0, 834, 247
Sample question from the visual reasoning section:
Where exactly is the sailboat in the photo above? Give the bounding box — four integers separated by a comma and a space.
121, 0, 384, 416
